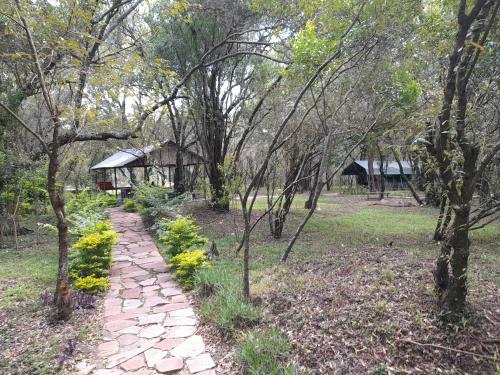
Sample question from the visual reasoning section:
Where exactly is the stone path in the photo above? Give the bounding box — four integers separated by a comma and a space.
87, 208, 216, 375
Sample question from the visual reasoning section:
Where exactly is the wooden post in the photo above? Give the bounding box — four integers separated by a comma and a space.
114, 168, 118, 199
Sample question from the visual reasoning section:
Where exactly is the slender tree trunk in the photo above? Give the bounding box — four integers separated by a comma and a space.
47, 153, 72, 320
325, 170, 332, 191
242, 205, 251, 299
304, 164, 319, 209
434, 196, 448, 241
392, 149, 424, 205
378, 150, 385, 200
173, 149, 185, 193
282, 132, 331, 261
367, 153, 375, 192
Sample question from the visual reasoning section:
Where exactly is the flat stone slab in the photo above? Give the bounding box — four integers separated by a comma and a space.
139, 324, 165, 338
91, 208, 216, 374
170, 336, 205, 358
186, 353, 216, 373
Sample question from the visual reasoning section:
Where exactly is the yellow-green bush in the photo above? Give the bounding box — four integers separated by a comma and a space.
82, 219, 112, 234
168, 250, 210, 289
73, 275, 110, 294
70, 230, 117, 279
123, 198, 137, 212
159, 216, 207, 256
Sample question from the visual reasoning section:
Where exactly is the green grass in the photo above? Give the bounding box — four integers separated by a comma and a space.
174, 194, 500, 372
237, 328, 304, 375
194, 264, 261, 335
230, 194, 340, 212
0, 236, 58, 309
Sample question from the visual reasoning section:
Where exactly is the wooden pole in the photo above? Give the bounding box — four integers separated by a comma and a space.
114, 168, 118, 199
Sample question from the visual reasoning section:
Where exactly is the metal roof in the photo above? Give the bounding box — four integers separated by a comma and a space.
90, 146, 154, 170
345, 160, 413, 176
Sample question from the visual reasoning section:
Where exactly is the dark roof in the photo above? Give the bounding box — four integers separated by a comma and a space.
342, 160, 413, 176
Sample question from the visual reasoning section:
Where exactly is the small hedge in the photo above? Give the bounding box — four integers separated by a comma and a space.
73, 275, 111, 294
70, 230, 117, 278
158, 216, 207, 257
123, 198, 137, 212
70, 226, 117, 294
168, 249, 210, 289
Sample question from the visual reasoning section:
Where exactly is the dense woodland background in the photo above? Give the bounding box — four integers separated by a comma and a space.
0, 0, 499, 373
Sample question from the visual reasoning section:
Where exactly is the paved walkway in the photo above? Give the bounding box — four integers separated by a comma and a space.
89, 208, 216, 375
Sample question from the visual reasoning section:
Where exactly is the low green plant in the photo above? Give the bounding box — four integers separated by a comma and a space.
66, 190, 116, 236
123, 198, 137, 212
133, 183, 184, 226
199, 287, 260, 335
82, 219, 112, 234
66, 190, 117, 215
73, 275, 110, 294
373, 364, 390, 375
133, 183, 171, 208
168, 249, 210, 289
194, 264, 236, 297
70, 230, 117, 279
158, 216, 207, 256
380, 268, 395, 284
237, 328, 299, 375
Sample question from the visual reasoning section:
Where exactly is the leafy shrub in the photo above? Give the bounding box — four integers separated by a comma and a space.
66, 190, 116, 236
237, 328, 300, 375
73, 275, 110, 294
66, 190, 117, 215
123, 198, 137, 212
82, 220, 112, 235
131, 183, 187, 227
134, 183, 172, 208
158, 216, 207, 256
168, 250, 210, 289
70, 230, 117, 279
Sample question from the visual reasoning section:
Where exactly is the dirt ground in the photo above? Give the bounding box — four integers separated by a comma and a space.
190, 194, 500, 375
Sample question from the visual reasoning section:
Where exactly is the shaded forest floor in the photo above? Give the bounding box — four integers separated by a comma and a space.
189, 194, 500, 374
0, 217, 101, 374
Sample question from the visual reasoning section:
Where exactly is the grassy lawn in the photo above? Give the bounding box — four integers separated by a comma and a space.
0, 218, 101, 375
189, 194, 500, 374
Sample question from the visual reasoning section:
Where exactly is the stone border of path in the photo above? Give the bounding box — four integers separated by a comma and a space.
78, 208, 216, 375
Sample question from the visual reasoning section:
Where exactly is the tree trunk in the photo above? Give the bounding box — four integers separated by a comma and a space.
304, 164, 319, 209
325, 170, 332, 191
47, 153, 72, 320
367, 153, 376, 192
173, 148, 185, 193
433, 196, 448, 241
271, 215, 284, 239
392, 150, 424, 205
207, 162, 228, 210
378, 149, 385, 200
242, 208, 250, 299
440, 207, 471, 315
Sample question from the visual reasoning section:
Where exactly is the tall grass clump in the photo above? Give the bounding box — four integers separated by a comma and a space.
194, 264, 260, 335
237, 328, 303, 374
